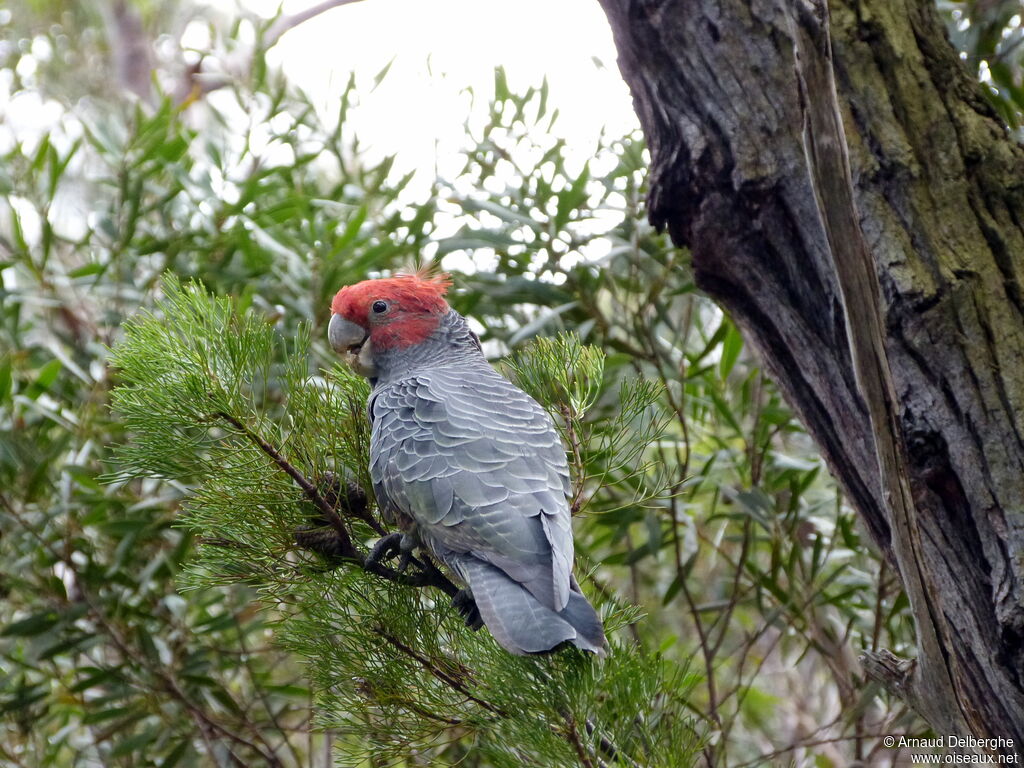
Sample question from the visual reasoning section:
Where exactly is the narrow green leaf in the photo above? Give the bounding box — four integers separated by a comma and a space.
2, 611, 60, 637
719, 323, 743, 379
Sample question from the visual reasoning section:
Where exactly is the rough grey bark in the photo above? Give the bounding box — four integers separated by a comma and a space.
597, 0, 1024, 752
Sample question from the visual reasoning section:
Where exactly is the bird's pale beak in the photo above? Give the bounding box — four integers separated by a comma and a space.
328, 313, 377, 378
328, 314, 366, 354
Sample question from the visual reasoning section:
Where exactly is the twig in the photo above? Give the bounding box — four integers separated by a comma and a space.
232, 612, 305, 766
560, 403, 587, 516
676, 563, 723, 766
177, 0, 369, 104
372, 628, 507, 716
709, 517, 752, 659
78, 589, 283, 767
345, 498, 389, 538
263, 0, 368, 49
215, 411, 356, 554
374, 627, 641, 767
213, 410, 463, 599
563, 711, 597, 768
733, 733, 877, 768
585, 718, 643, 768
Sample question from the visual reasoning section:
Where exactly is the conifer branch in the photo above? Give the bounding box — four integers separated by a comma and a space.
107, 280, 700, 765
212, 411, 462, 598
214, 410, 358, 556
376, 619, 641, 768
585, 718, 643, 768
373, 628, 508, 717
563, 710, 598, 768
560, 403, 587, 516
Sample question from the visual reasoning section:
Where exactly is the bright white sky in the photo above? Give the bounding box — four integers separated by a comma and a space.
1, 0, 641, 263
233, 0, 639, 180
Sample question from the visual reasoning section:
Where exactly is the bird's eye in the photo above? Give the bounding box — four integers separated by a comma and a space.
371, 300, 388, 314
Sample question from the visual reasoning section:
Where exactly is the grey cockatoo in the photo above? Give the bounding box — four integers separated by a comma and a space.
328, 271, 606, 656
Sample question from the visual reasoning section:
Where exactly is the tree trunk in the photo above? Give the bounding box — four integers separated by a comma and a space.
597, 0, 1024, 753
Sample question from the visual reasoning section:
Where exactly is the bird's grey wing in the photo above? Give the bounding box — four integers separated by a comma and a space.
368, 366, 573, 611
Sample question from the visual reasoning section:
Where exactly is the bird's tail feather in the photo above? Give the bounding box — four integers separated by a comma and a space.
456, 557, 606, 656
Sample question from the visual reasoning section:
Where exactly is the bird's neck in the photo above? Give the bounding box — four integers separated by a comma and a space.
370, 310, 485, 385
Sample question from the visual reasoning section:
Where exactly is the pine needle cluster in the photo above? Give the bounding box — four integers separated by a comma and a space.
509, 334, 675, 520
107, 276, 703, 766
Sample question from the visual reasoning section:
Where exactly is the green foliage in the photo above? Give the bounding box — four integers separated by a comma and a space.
106, 276, 703, 767
508, 333, 606, 417
940, 0, 1024, 131
428, 78, 924, 765
12, 0, 1015, 763
2, 9, 440, 763
108, 276, 374, 588
509, 333, 672, 522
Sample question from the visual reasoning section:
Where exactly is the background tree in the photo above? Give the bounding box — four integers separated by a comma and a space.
597, 0, 1024, 753
3, 0, 1020, 764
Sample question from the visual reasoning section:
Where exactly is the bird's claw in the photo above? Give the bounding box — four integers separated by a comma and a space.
366, 532, 415, 573
452, 589, 483, 631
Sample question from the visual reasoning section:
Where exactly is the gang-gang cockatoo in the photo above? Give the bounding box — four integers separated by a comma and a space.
328, 272, 606, 656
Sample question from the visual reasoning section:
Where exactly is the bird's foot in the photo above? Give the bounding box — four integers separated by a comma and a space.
366, 532, 415, 573
452, 589, 483, 631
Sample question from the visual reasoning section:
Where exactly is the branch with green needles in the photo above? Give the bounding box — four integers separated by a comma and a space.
212, 409, 461, 597
107, 277, 699, 767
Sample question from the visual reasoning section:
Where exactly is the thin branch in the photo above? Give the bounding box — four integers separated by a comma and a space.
78, 589, 282, 767
734, 734, 878, 768
676, 562, 723, 766
178, 0, 367, 104
372, 628, 507, 717
563, 711, 597, 768
232, 612, 305, 766
374, 625, 639, 768
709, 517, 752, 659
214, 410, 463, 599
560, 403, 587, 516
263, 0, 368, 49
215, 411, 355, 553
584, 718, 643, 768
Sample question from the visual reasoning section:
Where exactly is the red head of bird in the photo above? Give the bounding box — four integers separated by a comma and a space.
328, 272, 453, 377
